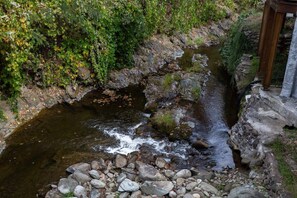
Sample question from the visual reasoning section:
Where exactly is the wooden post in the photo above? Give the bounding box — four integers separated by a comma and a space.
257, 0, 297, 90
263, 12, 285, 90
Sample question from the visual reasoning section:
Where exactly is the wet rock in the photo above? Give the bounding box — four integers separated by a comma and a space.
141, 181, 174, 196
66, 163, 91, 174
45, 189, 63, 198
118, 179, 140, 192
89, 170, 100, 179
74, 185, 87, 198
90, 179, 106, 189
192, 194, 201, 198
57, 178, 78, 194
191, 54, 208, 68
164, 170, 175, 178
174, 169, 192, 179
184, 193, 194, 198
176, 178, 185, 186
176, 187, 186, 195
178, 75, 202, 102
186, 182, 198, 190
130, 190, 142, 198
169, 190, 177, 198
115, 154, 128, 168
119, 192, 130, 198
90, 188, 101, 198
155, 157, 167, 168
136, 161, 166, 181
117, 173, 127, 183
192, 139, 209, 149
73, 171, 92, 183
65, 84, 78, 99
228, 186, 265, 198
199, 182, 218, 195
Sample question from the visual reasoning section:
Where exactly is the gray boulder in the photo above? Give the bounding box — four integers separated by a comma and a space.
73, 170, 92, 183
118, 179, 140, 192
66, 163, 91, 174
141, 181, 174, 196
136, 161, 166, 181
57, 178, 78, 194
228, 186, 265, 198
174, 169, 192, 179
73, 185, 87, 198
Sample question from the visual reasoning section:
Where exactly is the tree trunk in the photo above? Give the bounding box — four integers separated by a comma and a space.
280, 18, 297, 98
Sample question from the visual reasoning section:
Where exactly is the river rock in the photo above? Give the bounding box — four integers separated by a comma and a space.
119, 192, 130, 198
66, 163, 91, 174
199, 182, 218, 195
192, 139, 209, 149
74, 185, 87, 198
78, 67, 91, 80
117, 173, 127, 183
228, 186, 265, 198
90, 188, 100, 198
57, 178, 78, 194
174, 169, 192, 179
176, 178, 185, 186
118, 179, 140, 192
186, 182, 198, 190
73, 171, 92, 183
155, 157, 167, 168
136, 161, 166, 181
176, 187, 186, 195
45, 189, 63, 198
89, 170, 100, 179
141, 181, 174, 196
130, 190, 142, 198
164, 170, 175, 178
184, 193, 194, 198
90, 179, 106, 189
169, 190, 177, 198
115, 154, 128, 168
178, 75, 202, 102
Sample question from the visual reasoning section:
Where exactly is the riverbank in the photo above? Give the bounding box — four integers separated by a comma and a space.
0, 16, 236, 154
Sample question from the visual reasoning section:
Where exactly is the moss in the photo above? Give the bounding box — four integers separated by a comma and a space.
162, 74, 180, 90
186, 62, 203, 73
192, 86, 201, 100
151, 111, 176, 133
63, 192, 75, 198
0, 108, 5, 121
270, 135, 297, 196
163, 74, 174, 89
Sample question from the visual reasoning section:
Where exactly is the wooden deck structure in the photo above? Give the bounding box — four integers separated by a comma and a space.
258, 0, 297, 90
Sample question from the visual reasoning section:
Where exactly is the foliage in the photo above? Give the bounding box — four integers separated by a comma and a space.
152, 111, 176, 132
271, 138, 297, 196
63, 192, 75, 198
192, 86, 201, 100
0, 108, 5, 121
0, 0, 234, 105
221, 12, 254, 75
237, 0, 262, 9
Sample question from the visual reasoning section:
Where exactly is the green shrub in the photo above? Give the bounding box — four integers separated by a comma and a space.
221, 13, 253, 75
0, 0, 235, 106
152, 111, 176, 132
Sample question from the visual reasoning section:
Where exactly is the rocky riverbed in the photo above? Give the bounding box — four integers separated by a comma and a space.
46, 154, 268, 198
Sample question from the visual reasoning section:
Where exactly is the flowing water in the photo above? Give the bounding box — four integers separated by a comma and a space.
0, 46, 238, 197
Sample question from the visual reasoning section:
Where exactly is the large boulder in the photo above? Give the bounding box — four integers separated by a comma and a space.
228, 186, 265, 198
135, 161, 167, 181
141, 181, 174, 196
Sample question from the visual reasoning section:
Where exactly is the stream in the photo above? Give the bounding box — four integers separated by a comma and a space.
0, 46, 238, 197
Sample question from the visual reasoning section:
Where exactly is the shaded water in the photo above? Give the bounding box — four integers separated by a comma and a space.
179, 46, 237, 171
0, 46, 238, 197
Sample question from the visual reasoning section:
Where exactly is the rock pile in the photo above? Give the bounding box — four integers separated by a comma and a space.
46, 154, 267, 198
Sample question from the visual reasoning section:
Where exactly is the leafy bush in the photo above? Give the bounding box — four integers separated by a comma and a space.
221, 13, 253, 75
0, 0, 234, 103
